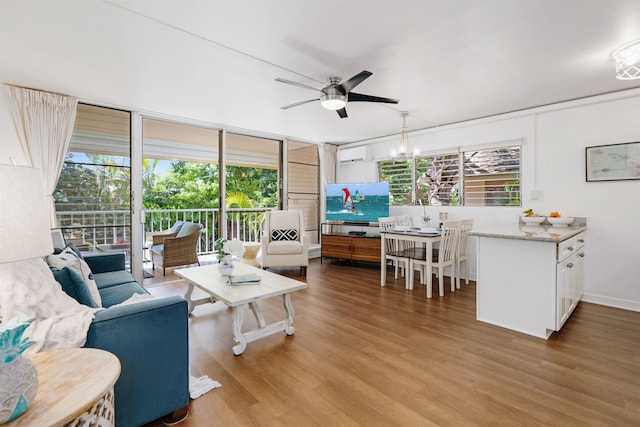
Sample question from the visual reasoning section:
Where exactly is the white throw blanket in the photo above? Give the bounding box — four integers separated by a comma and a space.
0, 258, 100, 354
0, 258, 222, 398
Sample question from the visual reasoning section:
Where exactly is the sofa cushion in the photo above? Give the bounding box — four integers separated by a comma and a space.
176, 222, 200, 238
51, 266, 99, 308
266, 240, 303, 255
94, 270, 139, 290
99, 282, 149, 308
47, 246, 102, 307
271, 228, 298, 241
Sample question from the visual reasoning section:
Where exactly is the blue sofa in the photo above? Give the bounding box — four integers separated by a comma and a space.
53, 252, 190, 427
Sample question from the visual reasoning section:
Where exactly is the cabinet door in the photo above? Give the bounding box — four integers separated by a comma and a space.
350, 237, 381, 262
571, 246, 585, 311
556, 256, 574, 330
322, 235, 352, 259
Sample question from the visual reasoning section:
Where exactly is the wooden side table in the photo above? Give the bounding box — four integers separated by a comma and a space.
5, 348, 121, 427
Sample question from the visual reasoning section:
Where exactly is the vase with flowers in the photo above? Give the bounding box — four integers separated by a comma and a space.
214, 238, 246, 276
0, 317, 38, 424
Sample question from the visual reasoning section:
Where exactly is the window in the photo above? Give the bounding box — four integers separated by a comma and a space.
378, 160, 412, 206
463, 146, 520, 206
416, 153, 460, 206
377, 144, 521, 207
55, 104, 131, 254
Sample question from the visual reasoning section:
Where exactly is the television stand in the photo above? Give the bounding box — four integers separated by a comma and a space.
321, 223, 381, 264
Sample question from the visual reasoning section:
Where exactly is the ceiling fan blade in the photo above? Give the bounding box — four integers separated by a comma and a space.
348, 92, 399, 104
275, 78, 322, 93
280, 98, 319, 109
337, 108, 348, 119
336, 70, 372, 95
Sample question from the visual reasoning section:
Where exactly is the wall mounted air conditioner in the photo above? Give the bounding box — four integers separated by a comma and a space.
338, 146, 370, 164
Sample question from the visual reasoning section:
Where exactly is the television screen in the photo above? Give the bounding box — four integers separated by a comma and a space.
326, 182, 389, 223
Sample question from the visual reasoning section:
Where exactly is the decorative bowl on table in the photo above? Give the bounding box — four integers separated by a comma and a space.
420, 227, 439, 233
547, 217, 574, 227
521, 215, 545, 224
394, 225, 409, 231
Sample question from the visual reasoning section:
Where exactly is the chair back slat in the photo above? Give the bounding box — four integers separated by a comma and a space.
378, 217, 398, 253
438, 220, 460, 263
457, 219, 474, 258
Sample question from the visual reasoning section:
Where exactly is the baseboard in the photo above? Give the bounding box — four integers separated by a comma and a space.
582, 292, 640, 312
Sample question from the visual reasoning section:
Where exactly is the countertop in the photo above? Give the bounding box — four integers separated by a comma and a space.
470, 223, 587, 242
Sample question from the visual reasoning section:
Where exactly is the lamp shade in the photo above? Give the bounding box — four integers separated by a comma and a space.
0, 165, 53, 263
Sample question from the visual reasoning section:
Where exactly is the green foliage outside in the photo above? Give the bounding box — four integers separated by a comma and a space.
56, 154, 278, 215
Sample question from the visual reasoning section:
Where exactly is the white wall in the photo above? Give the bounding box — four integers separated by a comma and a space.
338, 89, 640, 312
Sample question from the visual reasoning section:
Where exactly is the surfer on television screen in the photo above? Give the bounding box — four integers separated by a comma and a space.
342, 187, 357, 214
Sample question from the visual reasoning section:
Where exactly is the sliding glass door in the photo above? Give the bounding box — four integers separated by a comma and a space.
54, 104, 132, 267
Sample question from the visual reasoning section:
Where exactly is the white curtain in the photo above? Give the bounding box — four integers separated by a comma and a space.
322, 143, 337, 185
7, 86, 78, 228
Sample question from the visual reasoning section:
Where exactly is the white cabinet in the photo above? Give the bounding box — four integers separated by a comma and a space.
474, 228, 586, 339
556, 232, 585, 330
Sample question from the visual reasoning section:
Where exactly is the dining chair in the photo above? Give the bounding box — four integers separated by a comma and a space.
379, 217, 410, 288
455, 218, 474, 289
410, 220, 460, 297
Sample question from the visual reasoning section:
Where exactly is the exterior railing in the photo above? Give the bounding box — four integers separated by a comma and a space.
56, 207, 272, 254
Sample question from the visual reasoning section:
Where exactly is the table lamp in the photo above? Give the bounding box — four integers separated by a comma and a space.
0, 164, 53, 423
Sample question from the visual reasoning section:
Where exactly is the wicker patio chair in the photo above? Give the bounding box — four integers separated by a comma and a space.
150, 222, 203, 275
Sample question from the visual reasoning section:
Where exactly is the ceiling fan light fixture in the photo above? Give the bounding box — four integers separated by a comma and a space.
320, 93, 346, 110
612, 39, 640, 80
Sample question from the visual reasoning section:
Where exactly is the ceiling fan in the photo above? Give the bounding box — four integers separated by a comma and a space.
276, 70, 399, 118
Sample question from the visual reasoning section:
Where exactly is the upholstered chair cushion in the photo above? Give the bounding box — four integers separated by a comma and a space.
268, 211, 301, 235
266, 240, 304, 255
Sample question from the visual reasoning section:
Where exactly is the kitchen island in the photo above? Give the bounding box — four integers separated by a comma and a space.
470, 219, 586, 339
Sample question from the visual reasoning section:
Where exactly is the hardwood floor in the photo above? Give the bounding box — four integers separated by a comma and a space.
143, 259, 640, 426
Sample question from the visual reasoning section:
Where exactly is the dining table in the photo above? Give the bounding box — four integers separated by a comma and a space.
380, 228, 442, 298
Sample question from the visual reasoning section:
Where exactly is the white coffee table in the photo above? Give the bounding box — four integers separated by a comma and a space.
175, 263, 308, 355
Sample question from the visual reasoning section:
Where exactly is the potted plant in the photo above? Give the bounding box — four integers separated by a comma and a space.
214, 238, 246, 276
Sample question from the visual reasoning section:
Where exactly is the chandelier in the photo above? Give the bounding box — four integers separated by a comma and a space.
391, 112, 419, 161
612, 39, 640, 80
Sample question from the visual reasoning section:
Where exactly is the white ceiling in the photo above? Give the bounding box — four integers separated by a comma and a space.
1, 0, 639, 145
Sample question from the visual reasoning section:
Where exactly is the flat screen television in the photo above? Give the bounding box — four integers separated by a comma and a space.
325, 182, 389, 224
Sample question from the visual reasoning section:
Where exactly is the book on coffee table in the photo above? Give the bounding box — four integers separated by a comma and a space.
227, 273, 261, 285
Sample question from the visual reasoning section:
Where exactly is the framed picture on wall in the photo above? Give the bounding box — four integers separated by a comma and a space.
585, 141, 640, 182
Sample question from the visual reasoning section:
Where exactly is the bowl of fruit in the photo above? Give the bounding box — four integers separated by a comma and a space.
521, 209, 545, 224
547, 212, 574, 227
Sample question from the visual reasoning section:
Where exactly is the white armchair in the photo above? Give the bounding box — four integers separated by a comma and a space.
260, 210, 308, 276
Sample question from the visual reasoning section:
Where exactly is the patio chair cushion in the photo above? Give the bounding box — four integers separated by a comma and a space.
175, 222, 201, 238
47, 246, 102, 307
150, 244, 164, 256
51, 266, 99, 308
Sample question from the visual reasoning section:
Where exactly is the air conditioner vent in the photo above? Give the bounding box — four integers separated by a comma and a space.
338, 146, 370, 164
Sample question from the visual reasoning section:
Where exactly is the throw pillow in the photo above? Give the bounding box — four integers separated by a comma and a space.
47, 247, 102, 307
51, 267, 99, 308
53, 243, 83, 258
271, 229, 298, 241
